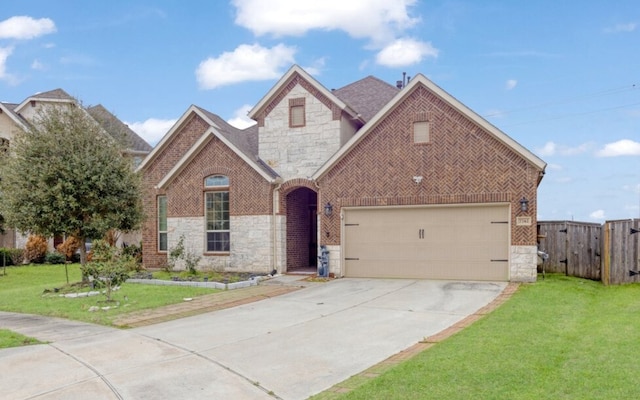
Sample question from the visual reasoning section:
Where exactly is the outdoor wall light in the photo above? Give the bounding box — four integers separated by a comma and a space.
520, 197, 529, 213
324, 202, 333, 217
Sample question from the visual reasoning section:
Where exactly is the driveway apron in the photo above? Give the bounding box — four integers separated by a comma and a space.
1, 278, 507, 400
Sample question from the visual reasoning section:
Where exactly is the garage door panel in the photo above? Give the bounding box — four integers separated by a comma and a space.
344, 205, 510, 281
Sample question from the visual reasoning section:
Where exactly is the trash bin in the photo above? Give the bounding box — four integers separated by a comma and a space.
317, 245, 329, 277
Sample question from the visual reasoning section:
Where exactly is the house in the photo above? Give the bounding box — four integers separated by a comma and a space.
0, 89, 152, 249
139, 65, 546, 282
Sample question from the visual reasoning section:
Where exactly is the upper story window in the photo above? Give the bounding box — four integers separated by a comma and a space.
413, 111, 430, 144
413, 121, 430, 144
289, 98, 306, 128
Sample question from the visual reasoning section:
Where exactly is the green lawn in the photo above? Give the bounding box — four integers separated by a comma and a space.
0, 264, 218, 326
0, 329, 42, 348
320, 275, 640, 400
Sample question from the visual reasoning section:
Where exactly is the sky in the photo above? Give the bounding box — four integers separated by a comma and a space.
1, 1, 639, 223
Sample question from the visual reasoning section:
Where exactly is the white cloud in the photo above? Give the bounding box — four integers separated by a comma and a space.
303, 57, 326, 76
547, 163, 562, 171
505, 79, 517, 90
0, 16, 56, 40
536, 141, 591, 157
589, 209, 606, 220
537, 141, 557, 156
596, 139, 640, 157
375, 38, 438, 67
604, 22, 637, 33
31, 59, 45, 70
232, 0, 419, 44
126, 118, 177, 146
0, 46, 18, 85
0, 46, 13, 77
196, 43, 296, 89
227, 104, 257, 129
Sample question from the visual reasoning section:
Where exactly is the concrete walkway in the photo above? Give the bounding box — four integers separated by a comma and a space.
0, 277, 510, 400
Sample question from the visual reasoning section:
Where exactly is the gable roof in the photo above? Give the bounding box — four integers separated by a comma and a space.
15, 88, 76, 113
313, 73, 546, 180
87, 105, 152, 153
248, 64, 361, 122
137, 105, 279, 186
332, 76, 399, 122
0, 102, 29, 131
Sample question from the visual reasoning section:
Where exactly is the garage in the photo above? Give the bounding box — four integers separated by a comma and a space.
343, 204, 510, 281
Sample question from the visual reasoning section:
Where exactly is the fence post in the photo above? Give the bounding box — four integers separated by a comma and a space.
602, 222, 610, 285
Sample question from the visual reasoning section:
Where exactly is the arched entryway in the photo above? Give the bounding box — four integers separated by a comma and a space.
285, 187, 318, 273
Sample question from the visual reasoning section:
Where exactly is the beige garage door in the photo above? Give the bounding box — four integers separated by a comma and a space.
343, 204, 510, 281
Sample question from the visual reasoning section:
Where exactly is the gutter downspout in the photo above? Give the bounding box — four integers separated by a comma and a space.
272, 179, 283, 273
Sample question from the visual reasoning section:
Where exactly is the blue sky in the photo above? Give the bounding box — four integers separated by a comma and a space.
1, 1, 639, 223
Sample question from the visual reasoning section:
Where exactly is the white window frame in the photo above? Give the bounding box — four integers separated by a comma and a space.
157, 195, 168, 252
204, 175, 230, 253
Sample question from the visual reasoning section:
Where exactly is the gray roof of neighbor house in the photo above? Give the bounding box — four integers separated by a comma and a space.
30, 88, 76, 101
0, 102, 29, 127
332, 76, 399, 122
87, 105, 152, 153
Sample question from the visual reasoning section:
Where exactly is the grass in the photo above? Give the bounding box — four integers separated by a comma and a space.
0, 264, 219, 327
316, 274, 640, 400
0, 329, 42, 348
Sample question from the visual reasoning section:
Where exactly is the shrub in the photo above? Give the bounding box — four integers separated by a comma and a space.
83, 239, 135, 301
56, 236, 81, 261
122, 242, 143, 270
0, 248, 24, 266
44, 252, 66, 265
168, 234, 200, 274
23, 235, 48, 264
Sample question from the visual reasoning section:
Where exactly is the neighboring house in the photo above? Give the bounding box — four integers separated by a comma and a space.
139, 65, 546, 282
0, 88, 152, 249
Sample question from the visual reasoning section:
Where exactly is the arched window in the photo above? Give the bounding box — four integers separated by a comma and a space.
204, 175, 230, 252
205, 175, 229, 187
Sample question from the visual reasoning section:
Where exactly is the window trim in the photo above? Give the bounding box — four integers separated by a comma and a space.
413, 121, 430, 144
289, 98, 306, 128
157, 195, 168, 253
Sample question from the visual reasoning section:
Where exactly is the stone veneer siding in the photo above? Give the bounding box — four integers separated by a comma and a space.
167, 215, 274, 274
259, 83, 342, 180
141, 112, 274, 269
510, 245, 538, 282
317, 84, 543, 282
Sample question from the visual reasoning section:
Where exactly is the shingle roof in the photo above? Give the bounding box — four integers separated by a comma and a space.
30, 88, 75, 101
194, 106, 278, 178
0, 102, 29, 128
332, 76, 399, 122
87, 105, 152, 153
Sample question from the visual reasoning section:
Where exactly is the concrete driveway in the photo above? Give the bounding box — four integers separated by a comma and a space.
1, 278, 507, 399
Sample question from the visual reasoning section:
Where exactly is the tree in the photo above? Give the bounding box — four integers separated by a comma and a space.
0, 104, 144, 271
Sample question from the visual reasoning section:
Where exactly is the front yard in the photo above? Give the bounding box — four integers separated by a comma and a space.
0, 264, 219, 326
316, 275, 640, 399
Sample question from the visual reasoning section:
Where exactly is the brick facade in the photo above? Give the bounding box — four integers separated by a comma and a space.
317, 85, 540, 247
141, 67, 544, 280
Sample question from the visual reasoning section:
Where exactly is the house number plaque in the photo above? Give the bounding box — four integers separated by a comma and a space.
516, 216, 532, 226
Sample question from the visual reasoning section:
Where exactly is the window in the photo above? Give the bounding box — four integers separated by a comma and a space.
413, 121, 430, 143
205, 175, 229, 187
157, 196, 167, 252
205, 175, 230, 252
289, 98, 305, 127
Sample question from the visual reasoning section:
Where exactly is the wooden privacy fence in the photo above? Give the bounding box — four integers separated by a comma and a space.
537, 219, 640, 285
